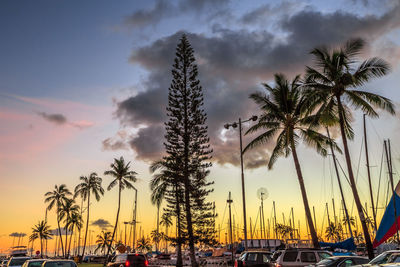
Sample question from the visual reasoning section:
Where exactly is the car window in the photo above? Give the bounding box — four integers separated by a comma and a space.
115, 255, 127, 263
301, 252, 316, 263
339, 259, 354, 267
283, 252, 298, 262
262, 254, 270, 263
9, 259, 30, 266
388, 255, 400, 263
28, 262, 44, 267
44, 262, 76, 267
370, 253, 391, 264
247, 253, 258, 262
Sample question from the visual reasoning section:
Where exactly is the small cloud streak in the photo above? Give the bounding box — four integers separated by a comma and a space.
37, 112, 67, 125
9, 232, 26, 237
37, 111, 94, 130
91, 218, 113, 229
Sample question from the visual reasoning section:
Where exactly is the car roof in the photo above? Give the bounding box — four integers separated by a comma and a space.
26, 260, 45, 262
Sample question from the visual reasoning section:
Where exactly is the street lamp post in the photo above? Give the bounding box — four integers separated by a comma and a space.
224, 115, 257, 251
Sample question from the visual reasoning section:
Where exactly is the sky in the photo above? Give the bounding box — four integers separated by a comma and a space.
1, 0, 400, 254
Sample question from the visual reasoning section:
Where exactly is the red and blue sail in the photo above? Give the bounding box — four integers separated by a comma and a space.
373, 181, 400, 248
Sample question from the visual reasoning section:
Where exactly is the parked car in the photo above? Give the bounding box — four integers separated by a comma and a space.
42, 260, 77, 267
309, 256, 369, 267
155, 253, 171, 260
275, 249, 332, 267
21, 259, 46, 267
235, 251, 273, 267
7, 257, 31, 267
352, 250, 400, 267
1, 260, 8, 267
107, 253, 148, 267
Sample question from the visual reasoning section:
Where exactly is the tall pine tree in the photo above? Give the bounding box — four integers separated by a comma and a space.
165, 34, 213, 267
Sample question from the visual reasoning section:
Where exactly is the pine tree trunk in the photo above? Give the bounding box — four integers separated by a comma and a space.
106, 183, 122, 265
290, 137, 320, 248
57, 212, 65, 258
182, 43, 197, 267
176, 185, 183, 267
336, 95, 374, 259
81, 192, 90, 260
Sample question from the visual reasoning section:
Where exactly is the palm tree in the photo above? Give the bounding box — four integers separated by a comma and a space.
325, 222, 341, 242
30, 221, 52, 258
59, 198, 80, 257
150, 166, 167, 253
160, 213, 172, 253
244, 73, 338, 248
305, 38, 394, 258
136, 237, 151, 253
74, 172, 104, 259
44, 184, 72, 258
95, 231, 112, 256
67, 212, 83, 257
150, 160, 184, 266
150, 230, 162, 250
104, 156, 137, 258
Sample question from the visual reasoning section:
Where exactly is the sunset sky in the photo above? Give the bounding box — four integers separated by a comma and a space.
1, 0, 400, 254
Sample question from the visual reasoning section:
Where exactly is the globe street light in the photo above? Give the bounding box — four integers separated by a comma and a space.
224, 115, 257, 251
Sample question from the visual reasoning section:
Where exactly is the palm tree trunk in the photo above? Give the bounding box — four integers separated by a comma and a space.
57, 213, 65, 258
290, 137, 320, 248
68, 225, 74, 257
336, 95, 374, 259
165, 225, 168, 253
78, 198, 83, 256
106, 184, 122, 263
81, 192, 90, 260
64, 222, 69, 258
156, 205, 160, 252
40, 238, 43, 258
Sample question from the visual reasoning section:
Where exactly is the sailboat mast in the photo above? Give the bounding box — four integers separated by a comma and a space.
364, 114, 377, 231
273, 201, 277, 239
384, 139, 400, 243
326, 127, 353, 237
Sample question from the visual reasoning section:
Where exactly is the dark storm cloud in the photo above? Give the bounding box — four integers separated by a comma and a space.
124, 0, 230, 28
37, 112, 67, 125
111, 3, 400, 168
128, 124, 165, 161
91, 218, 112, 229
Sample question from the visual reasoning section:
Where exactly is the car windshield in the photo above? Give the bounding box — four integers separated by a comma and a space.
9, 259, 30, 266
370, 252, 392, 264
387, 255, 400, 263
317, 258, 336, 266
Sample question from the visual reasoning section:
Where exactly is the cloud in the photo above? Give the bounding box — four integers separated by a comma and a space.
37, 112, 67, 125
9, 232, 26, 237
124, 0, 230, 28
37, 111, 94, 129
91, 218, 113, 229
110, 3, 400, 168
50, 228, 71, 236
